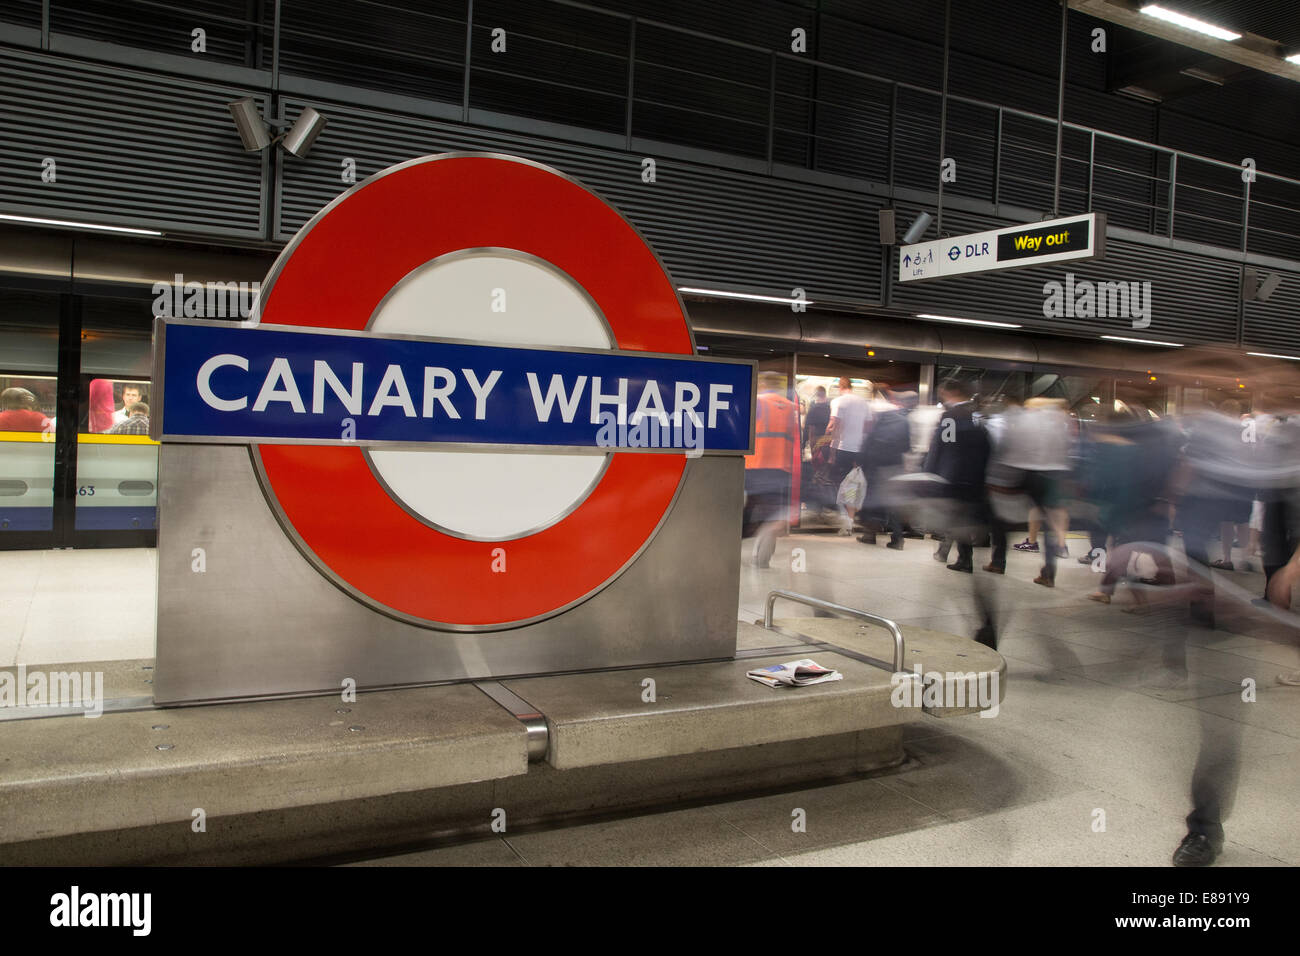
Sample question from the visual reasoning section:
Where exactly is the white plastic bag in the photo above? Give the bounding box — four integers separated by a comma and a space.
836, 465, 866, 513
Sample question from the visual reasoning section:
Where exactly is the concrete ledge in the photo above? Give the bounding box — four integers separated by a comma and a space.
766, 619, 1007, 718
0, 685, 528, 845
504, 651, 915, 770
0, 621, 1003, 862
0, 727, 905, 865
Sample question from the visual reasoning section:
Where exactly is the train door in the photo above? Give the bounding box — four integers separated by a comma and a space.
0, 288, 157, 551
0, 290, 60, 549
71, 293, 158, 547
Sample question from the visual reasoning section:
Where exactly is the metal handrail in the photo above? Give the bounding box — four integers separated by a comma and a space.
763, 589, 907, 674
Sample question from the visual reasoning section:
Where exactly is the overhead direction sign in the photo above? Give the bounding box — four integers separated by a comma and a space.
898, 212, 1105, 283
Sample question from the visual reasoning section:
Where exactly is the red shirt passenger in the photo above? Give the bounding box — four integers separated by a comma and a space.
0, 387, 52, 431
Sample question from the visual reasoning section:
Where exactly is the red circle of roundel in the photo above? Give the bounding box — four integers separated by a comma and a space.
254, 154, 692, 629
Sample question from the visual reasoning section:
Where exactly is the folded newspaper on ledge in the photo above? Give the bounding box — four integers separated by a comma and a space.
746, 658, 844, 688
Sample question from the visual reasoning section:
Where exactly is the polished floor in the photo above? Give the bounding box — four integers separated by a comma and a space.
2, 536, 1297, 866
357, 531, 1299, 867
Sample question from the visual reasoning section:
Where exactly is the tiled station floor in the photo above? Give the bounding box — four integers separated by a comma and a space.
2, 537, 1297, 866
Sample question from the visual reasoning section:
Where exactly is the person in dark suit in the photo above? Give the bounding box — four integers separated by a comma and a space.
859, 389, 915, 548
924, 379, 996, 647
924, 379, 991, 572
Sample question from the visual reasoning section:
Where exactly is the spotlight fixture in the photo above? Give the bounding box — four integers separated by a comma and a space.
1243, 268, 1283, 302
226, 99, 328, 158
901, 212, 933, 245
281, 107, 328, 158
227, 96, 271, 152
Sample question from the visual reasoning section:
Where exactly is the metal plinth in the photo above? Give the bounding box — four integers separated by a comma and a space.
153, 445, 743, 703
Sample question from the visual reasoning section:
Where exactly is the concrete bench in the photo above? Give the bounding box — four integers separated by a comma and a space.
0, 606, 1003, 863
0, 684, 528, 845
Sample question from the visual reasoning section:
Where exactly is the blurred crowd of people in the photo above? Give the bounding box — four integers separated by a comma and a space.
743, 373, 1300, 866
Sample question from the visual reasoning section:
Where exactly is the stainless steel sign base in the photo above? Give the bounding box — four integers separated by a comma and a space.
153, 444, 742, 704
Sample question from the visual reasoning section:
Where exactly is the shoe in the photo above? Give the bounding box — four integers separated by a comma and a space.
858, 534, 876, 544
1211, 560, 1234, 571
1033, 575, 1055, 588
1013, 539, 1040, 553
982, 563, 1005, 574
1277, 670, 1300, 687
886, 539, 905, 551
947, 562, 973, 573
837, 528, 852, 537
1077, 553, 1094, 564
1055, 547, 1069, 559
1088, 592, 1110, 604
904, 532, 924, 539
1172, 832, 1218, 867
933, 550, 948, 562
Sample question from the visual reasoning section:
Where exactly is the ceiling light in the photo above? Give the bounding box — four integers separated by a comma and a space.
1287, 54, 1300, 65
0, 213, 162, 236
1117, 85, 1164, 103
1140, 5, 1241, 41
1101, 334, 1185, 347
916, 313, 1022, 329
677, 287, 814, 305
1247, 351, 1300, 361
1179, 66, 1225, 85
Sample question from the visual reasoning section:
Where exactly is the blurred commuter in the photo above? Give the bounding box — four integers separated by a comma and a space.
858, 389, 915, 548
803, 386, 830, 452
1083, 413, 1181, 604
0, 387, 51, 431
985, 396, 1071, 586
924, 379, 989, 572
743, 372, 801, 568
1176, 404, 1259, 626
826, 377, 871, 489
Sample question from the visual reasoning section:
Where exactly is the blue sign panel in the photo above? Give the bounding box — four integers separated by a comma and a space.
156, 320, 754, 454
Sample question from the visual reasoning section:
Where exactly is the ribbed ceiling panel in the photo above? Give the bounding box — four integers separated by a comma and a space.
49, 0, 271, 68
0, 48, 265, 237
0, 0, 42, 28
275, 99, 884, 303
890, 207, 1240, 346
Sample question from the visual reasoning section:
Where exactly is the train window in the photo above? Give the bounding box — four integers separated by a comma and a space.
76, 296, 158, 532
0, 374, 57, 533
82, 378, 152, 435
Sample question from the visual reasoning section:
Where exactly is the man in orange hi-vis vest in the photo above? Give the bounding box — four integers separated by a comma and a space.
744, 371, 802, 568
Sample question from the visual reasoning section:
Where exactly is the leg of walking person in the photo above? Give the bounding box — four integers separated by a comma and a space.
1025, 472, 1058, 586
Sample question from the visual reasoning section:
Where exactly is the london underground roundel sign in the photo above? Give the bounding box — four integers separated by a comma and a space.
154, 153, 755, 630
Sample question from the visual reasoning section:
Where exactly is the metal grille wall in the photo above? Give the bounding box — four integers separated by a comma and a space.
0, 48, 266, 238
890, 208, 1242, 346
275, 98, 885, 303
1242, 265, 1300, 354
